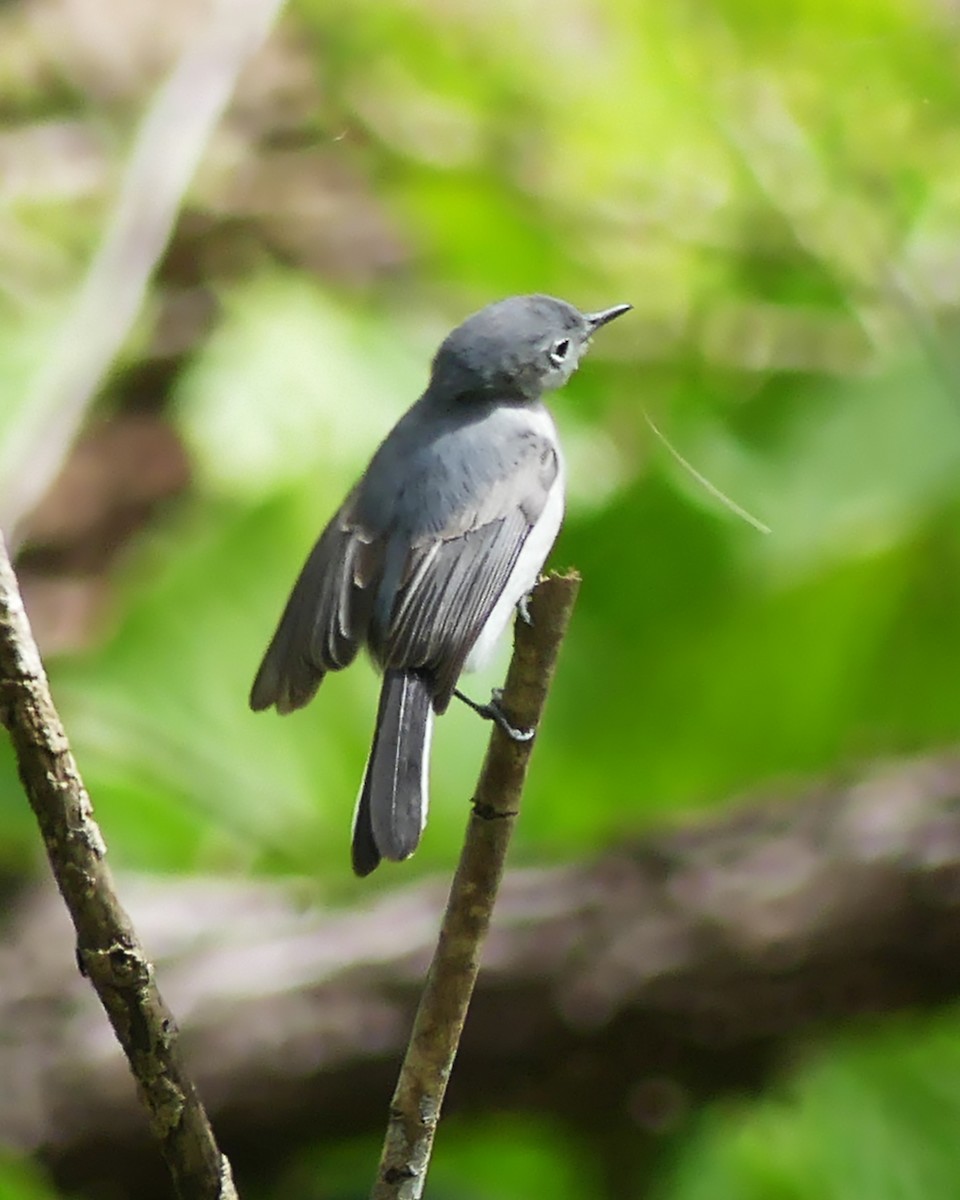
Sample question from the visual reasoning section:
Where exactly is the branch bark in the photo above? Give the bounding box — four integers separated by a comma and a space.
0, 533, 236, 1200
372, 572, 581, 1199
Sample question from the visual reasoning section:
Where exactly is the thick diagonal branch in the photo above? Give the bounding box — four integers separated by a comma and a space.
372, 571, 581, 1200
0, 533, 236, 1200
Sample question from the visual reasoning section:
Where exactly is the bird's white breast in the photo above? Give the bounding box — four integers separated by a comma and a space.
464, 406, 566, 674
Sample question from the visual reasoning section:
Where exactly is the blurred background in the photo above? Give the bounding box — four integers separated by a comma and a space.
4, 0, 960, 1195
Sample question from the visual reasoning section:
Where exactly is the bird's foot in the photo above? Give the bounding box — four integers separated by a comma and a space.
454, 687, 535, 742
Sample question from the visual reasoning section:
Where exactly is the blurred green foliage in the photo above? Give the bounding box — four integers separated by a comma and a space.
663, 1011, 960, 1200
4, 0, 960, 1194
0, 1159, 58, 1200
275, 1115, 602, 1200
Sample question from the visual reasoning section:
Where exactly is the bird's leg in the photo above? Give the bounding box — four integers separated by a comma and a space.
516, 589, 534, 626
454, 687, 535, 742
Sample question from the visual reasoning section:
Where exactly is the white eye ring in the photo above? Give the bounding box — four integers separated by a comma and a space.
549, 338, 571, 366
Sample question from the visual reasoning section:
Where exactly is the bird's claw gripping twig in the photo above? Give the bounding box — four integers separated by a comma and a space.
454, 687, 535, 742
517, 591, 534, 626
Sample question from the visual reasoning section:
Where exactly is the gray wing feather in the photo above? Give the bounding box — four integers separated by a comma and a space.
379, 451, 556, 710
250, 506, 379, 713
251, 417, 559, 716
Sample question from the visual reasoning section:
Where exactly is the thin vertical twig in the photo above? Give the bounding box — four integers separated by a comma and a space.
371, 571, 581, 1200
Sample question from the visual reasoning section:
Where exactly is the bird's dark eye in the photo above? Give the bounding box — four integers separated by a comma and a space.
549, 338, 571, 366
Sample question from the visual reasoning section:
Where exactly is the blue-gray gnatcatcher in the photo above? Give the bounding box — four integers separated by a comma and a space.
250, 294, 631, 875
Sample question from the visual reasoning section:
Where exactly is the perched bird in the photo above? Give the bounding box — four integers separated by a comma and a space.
250, 293, 631, 875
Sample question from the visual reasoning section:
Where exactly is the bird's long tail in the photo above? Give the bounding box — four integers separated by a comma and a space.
351, 669, 434, 877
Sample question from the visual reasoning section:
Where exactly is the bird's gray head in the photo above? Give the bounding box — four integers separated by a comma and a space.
428, 294, 631, 404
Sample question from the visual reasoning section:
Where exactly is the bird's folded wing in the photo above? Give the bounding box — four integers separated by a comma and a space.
381, 439, 559, 709
250, 433, 559, 715
249, 497, 377, 713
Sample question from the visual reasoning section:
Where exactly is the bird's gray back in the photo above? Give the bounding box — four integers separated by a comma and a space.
353, 394, 556, 539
